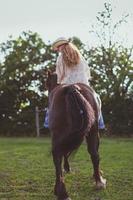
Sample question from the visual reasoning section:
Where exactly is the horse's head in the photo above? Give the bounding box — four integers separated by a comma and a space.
46, 71, 58, 92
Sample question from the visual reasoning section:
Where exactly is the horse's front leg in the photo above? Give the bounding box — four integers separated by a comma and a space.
52, 149, 70, 200
86, 127, 106, 189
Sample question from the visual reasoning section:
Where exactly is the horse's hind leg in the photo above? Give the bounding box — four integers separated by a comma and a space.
52, 149, 70, 200
64, 154, 71, 173
86, 127, 106, 189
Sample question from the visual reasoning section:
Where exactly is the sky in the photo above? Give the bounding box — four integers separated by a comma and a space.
0, 0, 133, 47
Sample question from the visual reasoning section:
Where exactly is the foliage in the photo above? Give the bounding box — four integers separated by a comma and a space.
90, 3, 129, 47
0, 31, 56, 135
88, 45, 133, 134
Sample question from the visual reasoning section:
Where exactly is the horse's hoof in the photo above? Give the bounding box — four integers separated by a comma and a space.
57, 197, 71, 200
96, 177, 106, 189
91, 170, 104, 180
63, 168, 72, 174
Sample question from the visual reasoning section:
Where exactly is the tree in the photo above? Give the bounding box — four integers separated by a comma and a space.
0, 31, 56, 135
86, 3, 133, 134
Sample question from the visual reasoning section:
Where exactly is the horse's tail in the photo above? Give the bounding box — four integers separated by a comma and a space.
66, 84, 95, 134
60, 84, 95, 155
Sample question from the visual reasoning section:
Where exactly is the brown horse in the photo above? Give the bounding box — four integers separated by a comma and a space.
46, 72, 106, 200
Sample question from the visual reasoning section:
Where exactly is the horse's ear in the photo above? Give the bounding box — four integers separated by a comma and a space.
47, 70, 51, 77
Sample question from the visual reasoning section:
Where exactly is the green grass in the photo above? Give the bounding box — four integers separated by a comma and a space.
0, 137, 132, 200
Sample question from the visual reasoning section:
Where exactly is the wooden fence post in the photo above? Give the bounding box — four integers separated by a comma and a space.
35, 106, 40, 137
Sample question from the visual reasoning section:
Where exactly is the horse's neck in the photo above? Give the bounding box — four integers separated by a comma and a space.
49, 83, 59, 93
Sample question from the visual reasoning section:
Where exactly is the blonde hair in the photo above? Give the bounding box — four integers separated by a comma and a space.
62, 42, 81, 67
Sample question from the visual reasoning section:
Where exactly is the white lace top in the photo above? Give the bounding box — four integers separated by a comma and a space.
55, 54, 91, 85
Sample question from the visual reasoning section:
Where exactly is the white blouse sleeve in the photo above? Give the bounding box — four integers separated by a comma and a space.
55, 55, 64, 84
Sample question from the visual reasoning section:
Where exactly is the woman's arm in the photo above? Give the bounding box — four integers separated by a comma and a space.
55, 55, 64, 83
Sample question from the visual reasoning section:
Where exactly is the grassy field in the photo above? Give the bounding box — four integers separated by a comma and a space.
0, 137, 132, 200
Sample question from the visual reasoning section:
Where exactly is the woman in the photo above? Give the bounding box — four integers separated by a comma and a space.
53, 37, 91, 85
44, 37, 105, 129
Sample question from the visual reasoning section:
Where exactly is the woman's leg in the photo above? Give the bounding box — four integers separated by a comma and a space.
94, 92, 105, 130
98, 112, 105, 129
44, 108, 49, 128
